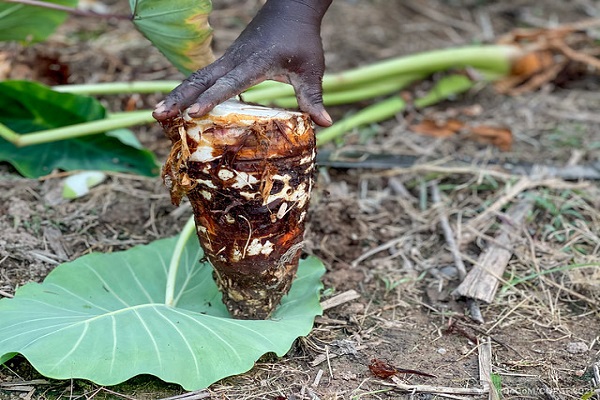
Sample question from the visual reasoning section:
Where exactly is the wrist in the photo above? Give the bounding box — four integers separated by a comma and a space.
260, 0, 333, 25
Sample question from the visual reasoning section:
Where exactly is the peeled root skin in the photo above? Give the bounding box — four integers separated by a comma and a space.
162, 100, 316, 319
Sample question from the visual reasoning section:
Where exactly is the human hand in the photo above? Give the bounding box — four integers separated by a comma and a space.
153, 0, 333, 127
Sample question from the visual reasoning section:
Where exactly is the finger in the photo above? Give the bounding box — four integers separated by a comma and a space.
290, 73, 332, 127
187, 58, 270, 118
153, 59, 230, 121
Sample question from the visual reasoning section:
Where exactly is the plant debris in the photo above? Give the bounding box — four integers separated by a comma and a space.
495, 19, 600, 95
409, 119, 513, 151
368, 358, 436, 380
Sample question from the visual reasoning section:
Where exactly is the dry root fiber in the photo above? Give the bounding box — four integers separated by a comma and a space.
162, 100, 316, 319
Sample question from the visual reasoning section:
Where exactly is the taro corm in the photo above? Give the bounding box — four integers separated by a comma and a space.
161, 100, 316, 319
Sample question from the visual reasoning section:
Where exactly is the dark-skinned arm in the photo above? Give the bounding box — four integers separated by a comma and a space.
153, 0, 333, 127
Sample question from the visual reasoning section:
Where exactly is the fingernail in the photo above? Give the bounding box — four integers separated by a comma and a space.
154, 102, 166, 115
188, 103, 201, 115
321, 110, 333, 126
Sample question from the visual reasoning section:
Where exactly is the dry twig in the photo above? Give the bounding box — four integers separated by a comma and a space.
320, 290, 361, 311
158, 390, 211, 400
478, 337, 499, 400
454, 198, 534, 303
384, 376, 488, 395
431, 182, 486, 322
430, 182, 467, 280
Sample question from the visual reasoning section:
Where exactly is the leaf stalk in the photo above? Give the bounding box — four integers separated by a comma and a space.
53, 81, 181, 95
165, 216, 197, 307
0, 110, 155, 147
316, 74, 476, 146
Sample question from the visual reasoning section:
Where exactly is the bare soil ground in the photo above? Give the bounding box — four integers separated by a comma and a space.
1, 0, 600, 399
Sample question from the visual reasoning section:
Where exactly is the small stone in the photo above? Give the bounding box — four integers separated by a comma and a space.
566, 341, 588, 354
331, 339, 358, 356
439, 265, 458, 279
437, 347, 447, 355
340, 371, 357, 381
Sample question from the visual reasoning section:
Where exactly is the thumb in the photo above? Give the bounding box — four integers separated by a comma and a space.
291, 74, 332, 127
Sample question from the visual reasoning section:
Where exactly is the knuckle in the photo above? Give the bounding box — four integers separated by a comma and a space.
216, 75, 245, 92
296, 88, 324, 114
185, 70, 213, 91
297, 82, 324, 106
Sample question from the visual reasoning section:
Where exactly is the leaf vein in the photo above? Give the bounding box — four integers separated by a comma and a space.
125, 260, 155, 303
132, 308, 162, 370
50, 322, 89, 371
84, 265, 132, 308
153, 308, 201, 376
169, 308, 242, 362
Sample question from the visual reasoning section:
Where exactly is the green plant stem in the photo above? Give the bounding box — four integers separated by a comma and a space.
0, 122, 21, 144
316, 74, 476, 146
245, 45, 520, 103
165, 215, 197, 307
53, 81, 181, 95
316, 97, 406, 147
413, 74, 475, 108
52, 45, 516, 100
267, 74, 424, 108
0, 110, 155, 147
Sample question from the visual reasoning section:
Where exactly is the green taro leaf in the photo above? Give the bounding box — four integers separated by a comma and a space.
0, 80, 159, 177
0, 0, 77, 43
0, 234, 324, 390
0, 80, 106, 130
130, 0, 214, 75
